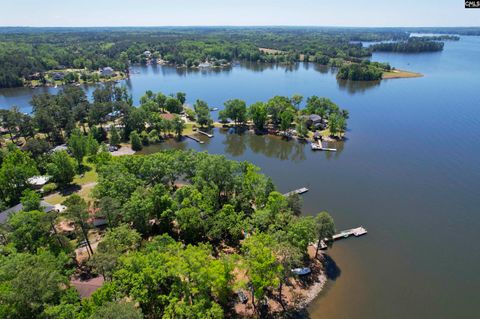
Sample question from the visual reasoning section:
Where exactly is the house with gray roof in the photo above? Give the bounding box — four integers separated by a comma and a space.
0, 201, 55, 224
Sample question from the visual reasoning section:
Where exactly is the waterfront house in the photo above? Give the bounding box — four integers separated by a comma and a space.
143, 50, 152, 58
306, 114, 327, 130
52, 72, 65, 81
100, 67, 114, 77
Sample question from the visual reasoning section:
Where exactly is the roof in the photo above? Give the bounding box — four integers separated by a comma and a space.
0, 201, 55, 224
160, 113, 176, 121
27, 175, 51, 186
51, 144, 68, 152
309, 114, 322, 122
71, 276, 105, 299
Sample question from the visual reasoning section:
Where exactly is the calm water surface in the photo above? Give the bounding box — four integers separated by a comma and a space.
2, 37, 480, 319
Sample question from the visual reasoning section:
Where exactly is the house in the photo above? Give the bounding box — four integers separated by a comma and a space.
51, 144, 68, 153
143, 50, 152, 58
306, 114, 326, 130
198, 61, 212, 68
27, 175, 51, 188
52, 72, 65, 81
100, 67, 114, 77
0, 201, 55, 224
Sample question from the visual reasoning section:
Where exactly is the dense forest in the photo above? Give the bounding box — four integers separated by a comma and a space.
0, 27, 411, 88
0, 145, 337, 318
371, 38, 445, 53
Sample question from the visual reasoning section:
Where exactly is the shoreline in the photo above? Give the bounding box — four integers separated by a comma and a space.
382, 69, 423, 79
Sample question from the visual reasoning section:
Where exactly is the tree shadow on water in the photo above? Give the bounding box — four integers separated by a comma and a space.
322, 254, 341, 281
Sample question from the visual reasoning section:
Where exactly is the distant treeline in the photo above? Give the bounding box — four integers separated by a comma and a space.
0, 27, 411, 88
372, 38, 445, 53
412, 35, 460, 41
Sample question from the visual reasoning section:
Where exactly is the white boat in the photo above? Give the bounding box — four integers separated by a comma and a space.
291, 267, 311, 276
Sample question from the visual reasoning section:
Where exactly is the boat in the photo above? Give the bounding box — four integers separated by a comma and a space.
291, 267, 311, 276
210, 107, 219, 111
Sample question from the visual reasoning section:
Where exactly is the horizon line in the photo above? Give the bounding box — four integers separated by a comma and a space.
1, 25, 480, 29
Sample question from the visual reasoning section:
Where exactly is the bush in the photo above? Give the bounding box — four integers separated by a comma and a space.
42, 182, 58, 194
130, 132, 143, 151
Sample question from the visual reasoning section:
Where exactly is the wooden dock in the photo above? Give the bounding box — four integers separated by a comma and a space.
311, 141, 337, 152
314, 226, 367, 250
283, 187, 309, 196
198, 131, 213, 138
185, 135, 205, 144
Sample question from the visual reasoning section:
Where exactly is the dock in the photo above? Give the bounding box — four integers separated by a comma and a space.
311, 141, 337, 152
331, 226, 367, 241
198, 131, 213, 138
185, 135, 205, 144
313, 226, 367, 250
283, 187, 309, 196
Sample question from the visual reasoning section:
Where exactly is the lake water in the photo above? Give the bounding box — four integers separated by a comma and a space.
1, 37, 480, 319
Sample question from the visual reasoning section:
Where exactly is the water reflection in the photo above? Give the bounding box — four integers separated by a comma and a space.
220, 129, 308, 161
337, 79, 381, 94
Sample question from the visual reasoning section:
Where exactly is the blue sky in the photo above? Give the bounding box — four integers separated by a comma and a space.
1, 0, 479, 27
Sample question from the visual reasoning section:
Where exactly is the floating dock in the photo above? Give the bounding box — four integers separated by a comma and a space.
311, 141, 337, 152
185, 135, 205, 144
283, 187, 309, 196
198, 131, 214, 138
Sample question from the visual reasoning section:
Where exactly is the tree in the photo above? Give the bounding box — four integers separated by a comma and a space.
22, 138, 50, 158
241, 233, 282, 311
194, 100, 212, 127
314, 211, 335, 258
165, 97, 183, 114
218, 110, 229, 124
224, 99, 247, 125
63, 195, 94, 257
266, 96, 293, 126
273, 240, 302, 309
129, 131, 142, 151
296, 116, 309, 138
85, 132, 99, 156
0, 148, 38, 205
248, 102, 268, 131
98, 196, 122, 228
109, 126, 121, 146
90, 225, 141, 280
172, 116, 186, 138
176, 92, 186, 105
0, 251, 71, 318
20, 189, 41, 212
291, 94, 303, 110
47, 151, 77, 187
88, 302, 143, 319
279, 109, 294, 132
67, 130, 87, 168
286, 216, 317, 253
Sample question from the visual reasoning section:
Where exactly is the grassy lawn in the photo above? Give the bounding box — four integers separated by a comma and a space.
43, 161, 98, 205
